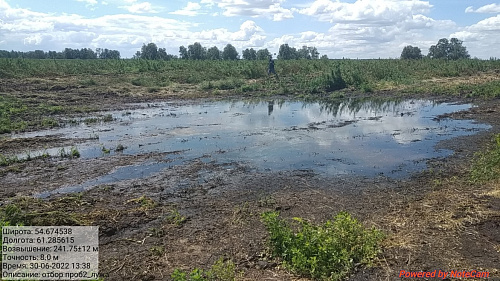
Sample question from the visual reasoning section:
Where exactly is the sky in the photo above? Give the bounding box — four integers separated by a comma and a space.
0, 0, 499, 59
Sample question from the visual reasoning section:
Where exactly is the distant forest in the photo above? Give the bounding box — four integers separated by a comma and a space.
0, 48, 121, 59
0, 38, 484, 61
0, 42, 324, 61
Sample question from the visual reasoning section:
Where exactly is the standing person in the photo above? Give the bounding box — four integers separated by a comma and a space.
268, 55, 278, 77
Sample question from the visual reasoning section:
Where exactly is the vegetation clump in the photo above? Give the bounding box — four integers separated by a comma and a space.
261, 211, 383, 280
171, 258, 238, 281
59, 146, 80, 158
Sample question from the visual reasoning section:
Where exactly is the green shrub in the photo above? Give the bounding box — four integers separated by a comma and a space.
261, 211, 383, 280
324, 66, 346, 92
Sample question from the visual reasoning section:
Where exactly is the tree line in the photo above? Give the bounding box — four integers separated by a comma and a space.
134, 42, 325, 61
0, 48, 121, 59
401, 38, 470, 60
0, 38, 473, 61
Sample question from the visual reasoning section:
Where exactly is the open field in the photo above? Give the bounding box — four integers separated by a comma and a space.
1, 59, 500, 280
1, 58, 499, 134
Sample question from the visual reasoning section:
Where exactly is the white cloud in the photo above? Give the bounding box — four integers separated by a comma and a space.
298, 0, 432, 24
200, 0, 215, 7
465, 4, 500, 14
76, 0, 98, 6
189, 20, 266, 48
170, 2, 202, 16
450, 15, 500, 58
0, 0, 191, 53
120, 2, 159, 14
281, 0, 463, 58
214, 0, 293, 21
0, 0, 267, 57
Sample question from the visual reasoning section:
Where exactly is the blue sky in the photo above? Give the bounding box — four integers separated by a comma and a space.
1, 0, 499, 58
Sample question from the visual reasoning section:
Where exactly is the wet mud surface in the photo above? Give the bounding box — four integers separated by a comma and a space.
1, 94, 500, 280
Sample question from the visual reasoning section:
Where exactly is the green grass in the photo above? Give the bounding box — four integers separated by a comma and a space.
0, 96, 66, 133
1, 58, 499, 97
57, 146, 80, 159
164, 208, 187, 226
0, 146, 78, 167
471, 134, 500, 182
0, 197, 86, 226
261, 211, 384, 280
171, 258, 238, 281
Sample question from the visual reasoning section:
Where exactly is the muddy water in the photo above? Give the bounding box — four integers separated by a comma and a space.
18, 98, 489, 195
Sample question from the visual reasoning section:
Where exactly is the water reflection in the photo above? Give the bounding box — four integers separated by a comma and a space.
16, 98, 490, 180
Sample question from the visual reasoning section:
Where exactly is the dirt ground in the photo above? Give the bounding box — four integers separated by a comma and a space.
1, 85, 499, 280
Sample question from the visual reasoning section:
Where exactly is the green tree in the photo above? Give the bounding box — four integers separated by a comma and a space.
47, 51, 57, 59
187, 42, 206, 60
63, 48, 77, 59
320, 54, 329, 60
179, 46, 188, 59
99, 48, 120, 59
108, 50, 120, 59
428, 38, 470, 60
222, 44, 239, 60
448, 38, 470, 60
206, 46, 221, 60
309, 47, 319, 59
256, 48, 271, 60
278, 44, 297, 60
157, 48, 168, 60
32, 50, 46, 59
141, 43, 158, 60
297, 46, 311, 59
242, 48, 257, 60
400, 45, 423, 59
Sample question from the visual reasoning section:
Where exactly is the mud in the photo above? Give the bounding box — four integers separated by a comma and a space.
1, 90, 499, 280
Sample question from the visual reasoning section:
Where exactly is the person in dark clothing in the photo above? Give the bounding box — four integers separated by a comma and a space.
268, 55, 277, 77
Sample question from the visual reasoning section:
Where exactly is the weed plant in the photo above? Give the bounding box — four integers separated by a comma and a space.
164, 209, 186, 226
261, 211, 383, 280
58, 147, 80, 158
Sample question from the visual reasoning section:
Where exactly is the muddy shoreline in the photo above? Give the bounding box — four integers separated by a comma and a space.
1, 93, 499, 280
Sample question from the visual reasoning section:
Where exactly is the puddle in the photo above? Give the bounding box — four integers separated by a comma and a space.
18, 98, 490, 195
36, 157, 184, 198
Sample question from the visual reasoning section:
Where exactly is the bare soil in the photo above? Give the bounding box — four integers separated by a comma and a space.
1, 82, 499, 280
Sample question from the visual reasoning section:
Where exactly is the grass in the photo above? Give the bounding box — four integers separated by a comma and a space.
0, 197, 86, 227
164, 208, 187, 226
101, 145, 111, 154
84, 114, 114, 125
58, 146, 81, 159
471, 133, 500, 182
115, 143, 125, 152
0, 146, 79, 167
171, 258, 238, 281
126, 195, 157, 210
261, 211, 384, 280
0, 58, 498, 97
